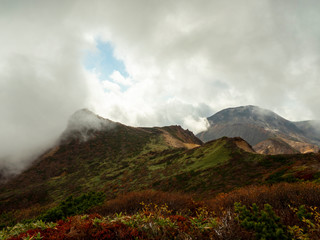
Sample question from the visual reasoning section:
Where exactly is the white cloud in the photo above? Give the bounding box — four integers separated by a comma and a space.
110, 70, 132, 86
101, 79, 121, 92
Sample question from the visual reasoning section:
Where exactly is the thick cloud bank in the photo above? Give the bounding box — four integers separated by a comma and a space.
1, 0, 320, 175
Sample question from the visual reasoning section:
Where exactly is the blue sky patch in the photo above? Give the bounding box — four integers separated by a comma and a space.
84, 40, 128, 80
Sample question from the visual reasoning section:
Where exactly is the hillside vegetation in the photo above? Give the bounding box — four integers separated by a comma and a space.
2, 183, 320, 239
2, 123, 320, 222
2, 111, 320, 239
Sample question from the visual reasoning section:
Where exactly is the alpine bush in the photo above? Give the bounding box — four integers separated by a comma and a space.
234, 202, 290, 240
38, 191, 105, 222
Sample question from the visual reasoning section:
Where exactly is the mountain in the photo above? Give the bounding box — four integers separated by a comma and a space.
2, 108, 320, 228
0, 109, 269, 217
0, 109, 203, 212
3, 109, 320, 238
197, 105, 320, 154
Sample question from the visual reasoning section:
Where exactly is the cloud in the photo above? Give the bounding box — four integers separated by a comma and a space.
0, 1, 90, 175
61, 109, 116, 142
110, 71, 132, 87
85, 0, 320, 125
1, 0, 320, 175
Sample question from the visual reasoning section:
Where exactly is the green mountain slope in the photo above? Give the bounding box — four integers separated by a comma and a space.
2, 111, 320, 227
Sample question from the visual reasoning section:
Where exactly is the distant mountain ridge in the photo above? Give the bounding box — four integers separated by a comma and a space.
197, 105, 320, 154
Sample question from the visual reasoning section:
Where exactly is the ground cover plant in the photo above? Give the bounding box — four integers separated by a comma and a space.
2, 182, 320, 239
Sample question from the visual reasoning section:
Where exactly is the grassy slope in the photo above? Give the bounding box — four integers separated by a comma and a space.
0, 124, 202, 210
1, 122, 320, 226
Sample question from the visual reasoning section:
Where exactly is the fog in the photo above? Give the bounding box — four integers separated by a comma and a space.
61, 109, 116, 142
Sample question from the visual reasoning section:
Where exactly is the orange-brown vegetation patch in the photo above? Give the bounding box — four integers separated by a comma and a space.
90, 190, 201, 216
207, 182, 320, 224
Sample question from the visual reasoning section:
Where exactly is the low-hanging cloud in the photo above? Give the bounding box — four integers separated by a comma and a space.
61, 109, 116, 142
1, 0, 320, 176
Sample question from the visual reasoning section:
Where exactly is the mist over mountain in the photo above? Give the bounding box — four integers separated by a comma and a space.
294, 120, 320, 145
60, 109, 117, 142
197, 105, 320, 154
0, 109, 116, 183
0, 112, 204, 211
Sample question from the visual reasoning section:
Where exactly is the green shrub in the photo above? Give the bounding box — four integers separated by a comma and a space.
296, 205, 312, 221
38, 191, 105, 222
234, 202, 290, 240
266, 169, 298, 184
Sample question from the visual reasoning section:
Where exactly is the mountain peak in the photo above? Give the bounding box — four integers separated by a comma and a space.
61, 109, 117, 142
207, 105, 283, 125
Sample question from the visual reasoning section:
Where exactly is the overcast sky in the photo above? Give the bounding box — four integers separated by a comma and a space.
1, 0, 320, 174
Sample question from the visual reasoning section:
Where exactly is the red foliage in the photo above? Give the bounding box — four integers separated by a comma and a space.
169, 215, 187, 222
92, 222, 143, 240
8, 218, 72, 240
294, 170, 315, 180
8, 214, 146, 240
169, 215, 190, 232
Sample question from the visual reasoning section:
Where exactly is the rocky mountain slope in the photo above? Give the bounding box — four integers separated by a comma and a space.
294, 120, 320, 146
253, 138, 299, 155
197, 105, 320, 154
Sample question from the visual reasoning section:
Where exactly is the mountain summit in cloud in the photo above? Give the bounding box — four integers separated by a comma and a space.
60, 109, 117, 142
197, 105, 320, 154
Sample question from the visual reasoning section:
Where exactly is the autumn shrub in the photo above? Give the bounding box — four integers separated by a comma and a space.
9, 202, 320, 240
91, 190, 201, 216
205, 182, 320, 237
288, 205, 320, 239
5, 205, 218, 240
0, 220, 57, 240
207, 182, 320, 214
